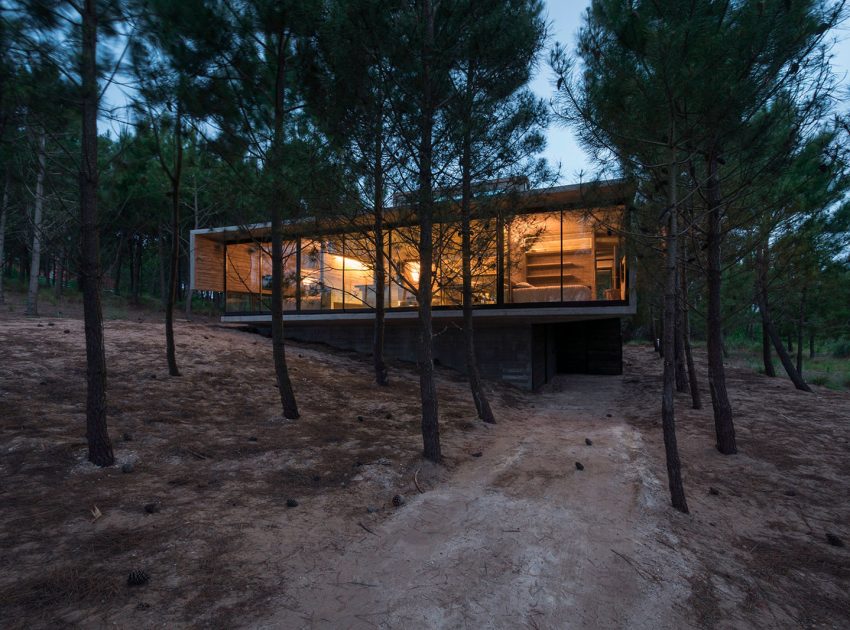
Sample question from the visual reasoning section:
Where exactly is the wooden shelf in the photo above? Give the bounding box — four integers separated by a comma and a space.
527, 262, 578, 270
526, 276, 560, 285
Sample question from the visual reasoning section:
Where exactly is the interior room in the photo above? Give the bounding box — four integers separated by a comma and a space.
218, 207, 626, 313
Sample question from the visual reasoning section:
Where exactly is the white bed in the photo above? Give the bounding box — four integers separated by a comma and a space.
511, 284, 592, 303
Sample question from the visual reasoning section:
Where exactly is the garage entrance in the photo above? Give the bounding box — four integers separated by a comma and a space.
532, 318, 623, 390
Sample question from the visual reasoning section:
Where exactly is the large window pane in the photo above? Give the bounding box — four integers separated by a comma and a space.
592, 210, 626, 300
258, 241, 297, 312
345, 230, 392, 308
342, 232, 376, 309
434, 219, 497, 306
300, 237, 345, 310
225, 240, 299, 313
225, 242, 261, 312
433, 222, 461, 306
560, 213, 594, 301
503, 211, 595, 303
388, 227, 419, 307
470, 219, 498, 304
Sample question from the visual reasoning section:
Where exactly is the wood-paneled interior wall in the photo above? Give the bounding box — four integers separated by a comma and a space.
193, 236, 225, 292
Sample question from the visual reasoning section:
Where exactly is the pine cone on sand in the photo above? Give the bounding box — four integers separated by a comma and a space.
127, 570, 149, 586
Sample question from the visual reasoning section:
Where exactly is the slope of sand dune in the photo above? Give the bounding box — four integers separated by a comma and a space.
1, 309, 847, 628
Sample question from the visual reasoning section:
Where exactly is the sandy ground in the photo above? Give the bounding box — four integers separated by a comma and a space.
258, 377, 691, 629
621, 347, 850, 629
0, 304, 848, 629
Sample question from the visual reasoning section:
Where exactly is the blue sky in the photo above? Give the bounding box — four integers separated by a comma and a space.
533, 0, 850, 183
531, 1, 592, 181
104, 1, 849, 184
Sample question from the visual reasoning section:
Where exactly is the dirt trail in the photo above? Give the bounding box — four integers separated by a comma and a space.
260, 376, 692, 629
2, 305, 847, 628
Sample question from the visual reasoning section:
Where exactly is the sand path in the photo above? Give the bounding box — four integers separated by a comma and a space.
262, 376, 692, 629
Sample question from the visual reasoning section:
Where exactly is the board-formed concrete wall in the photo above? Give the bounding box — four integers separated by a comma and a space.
279, 317, 623, 391
282, 320, 534, 390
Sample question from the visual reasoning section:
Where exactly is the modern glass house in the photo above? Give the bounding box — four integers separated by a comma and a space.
190, 180, 636, 390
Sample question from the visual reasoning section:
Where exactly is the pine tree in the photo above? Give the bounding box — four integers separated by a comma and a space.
130, 0, 211, 377
305, 0, 397, 386
555, 0, 842, 463
552, 0, 697, 511
448, 0, 547, 424
181, 0, 327, 420
20, 0, 128, 466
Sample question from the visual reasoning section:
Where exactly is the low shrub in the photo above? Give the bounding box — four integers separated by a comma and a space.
831, 339, 850, 359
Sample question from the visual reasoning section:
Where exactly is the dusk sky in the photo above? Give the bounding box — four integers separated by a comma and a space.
534, 0, 850, 183
102, 1, 850, 185
531, 1, 591, 181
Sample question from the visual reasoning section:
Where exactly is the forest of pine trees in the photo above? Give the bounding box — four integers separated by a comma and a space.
1, 0, 848, 512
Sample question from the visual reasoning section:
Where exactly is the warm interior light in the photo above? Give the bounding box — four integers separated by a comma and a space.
335, 254, 367, 271
407, 261, 420, 284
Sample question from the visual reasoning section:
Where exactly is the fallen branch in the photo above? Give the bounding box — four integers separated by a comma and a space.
413, 468, 424, 494
345, 580, 379, 588
358, 521, 377, 536
611, 549, 658, 583
184, 447, 208, 460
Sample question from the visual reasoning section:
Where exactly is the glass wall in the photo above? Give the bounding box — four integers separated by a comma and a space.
259, 241, 298, 312
503, 210, 624, 304
222, 208, 626, 313
431, 220, 498, 306
224, 241, 300, 313
341, 233, 376, 309
300, 237, 343, 310
225, 242, 261, 312
388, 226, 420, 307
297, 234, 381, 311
470, 219, 499, 304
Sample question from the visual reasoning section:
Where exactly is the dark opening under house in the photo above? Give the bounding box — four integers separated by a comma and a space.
190, 179, 636, 390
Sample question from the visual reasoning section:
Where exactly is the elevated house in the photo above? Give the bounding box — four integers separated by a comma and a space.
190, 179, 636, 390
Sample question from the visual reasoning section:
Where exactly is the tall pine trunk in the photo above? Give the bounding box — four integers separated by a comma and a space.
680, 242, 701, 409
372, 118, 388, 386
0, 169, 8, 305
674, 243, 687, 392
165, 106, 183, 377
662, 149, 688, 513
131, 235, 141, 305
54, 250, 65, 299
674, 300, 689, 393
795, 289, 805, 377
756, 244, 776, 377
112, 235, 125, 295
270, 29, 298, 419
26, 132, 47, 316
417, 0, 441, 461
705, 154, 736, 455
185, 177, 199, 320
756, 245, 811, 392
460, 118, 494, 424
80, 0, 114, 466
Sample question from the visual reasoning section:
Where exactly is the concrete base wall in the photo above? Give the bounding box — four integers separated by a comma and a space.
283, 320, 534, 390
279, 316, 622, 391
